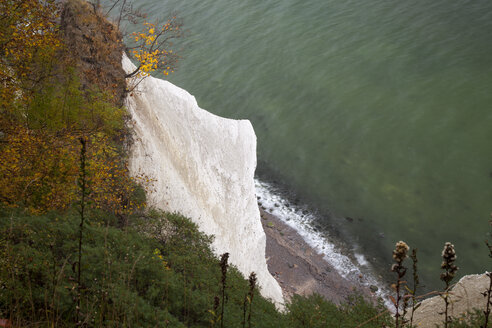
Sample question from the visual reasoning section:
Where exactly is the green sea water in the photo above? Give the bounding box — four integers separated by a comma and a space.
127, 0, 492, 290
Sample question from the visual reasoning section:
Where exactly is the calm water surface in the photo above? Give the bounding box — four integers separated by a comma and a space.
126, 0, 492, 290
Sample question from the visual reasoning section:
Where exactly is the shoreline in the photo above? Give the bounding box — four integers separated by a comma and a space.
260, 208, 378, 304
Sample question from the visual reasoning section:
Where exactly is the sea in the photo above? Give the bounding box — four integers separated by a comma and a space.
119, 0, 492, 294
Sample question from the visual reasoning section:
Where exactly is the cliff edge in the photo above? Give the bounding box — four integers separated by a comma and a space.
122, 55, 284, 307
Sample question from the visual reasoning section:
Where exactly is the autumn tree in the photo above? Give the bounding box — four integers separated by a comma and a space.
0, 0, 61, 110
126, 17, 182, 79
0, 0, 147, 215
0, 116, 145, 214
98, 0, 183, 80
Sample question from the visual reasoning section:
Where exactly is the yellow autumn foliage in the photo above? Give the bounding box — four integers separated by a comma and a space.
0, 0, 148, 216
0, 0, 61, 108
0, 118, 145, 214
128, 17, 182, 78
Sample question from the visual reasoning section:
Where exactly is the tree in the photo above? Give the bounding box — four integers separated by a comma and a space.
126, 17, 182, 79
88, 0, 182, 85
0, 120, 145, 214
0, 0, 146, 215
0, 0, 61, 110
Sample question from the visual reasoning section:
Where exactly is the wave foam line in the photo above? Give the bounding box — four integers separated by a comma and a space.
255, 179, 393, 309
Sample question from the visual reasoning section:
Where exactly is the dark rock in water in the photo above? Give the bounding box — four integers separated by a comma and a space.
258, 202, 262, 206
284, 202, 290, 207
287, 262, 295, 269
345, 217, 354, 222
302, 210, 308, 215
369, 285, 379, 293
257, 196, 261, 200
261, 205, 266, 210
274, 203, 280, 207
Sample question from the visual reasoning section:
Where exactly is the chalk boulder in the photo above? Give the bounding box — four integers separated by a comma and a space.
405, 273, 490, 327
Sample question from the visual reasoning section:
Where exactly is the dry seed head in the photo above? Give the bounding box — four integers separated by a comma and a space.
393, 241, 410, 263
441, 242, 457, 262
248, 272, 257, 289
440, 242, 458, 284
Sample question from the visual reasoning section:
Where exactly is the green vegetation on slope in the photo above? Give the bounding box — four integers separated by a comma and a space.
0, 208, 394, 327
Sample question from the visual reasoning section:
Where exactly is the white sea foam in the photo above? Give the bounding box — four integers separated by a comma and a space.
355, 253, 369, 267
255, 179, 393, 309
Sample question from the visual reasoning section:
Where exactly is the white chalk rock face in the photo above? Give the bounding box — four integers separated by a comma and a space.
122, 54, 284, 306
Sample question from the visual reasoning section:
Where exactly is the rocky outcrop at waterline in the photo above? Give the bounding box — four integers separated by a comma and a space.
405, 273, 490, 328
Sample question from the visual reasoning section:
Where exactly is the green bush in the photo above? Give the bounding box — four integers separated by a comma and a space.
2, 206, 488, 328
286, 293, 392, 328
0, 208, 287, 327
0, 209, 183, 327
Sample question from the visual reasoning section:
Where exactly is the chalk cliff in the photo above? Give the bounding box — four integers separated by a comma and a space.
122, 54, 284, 306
